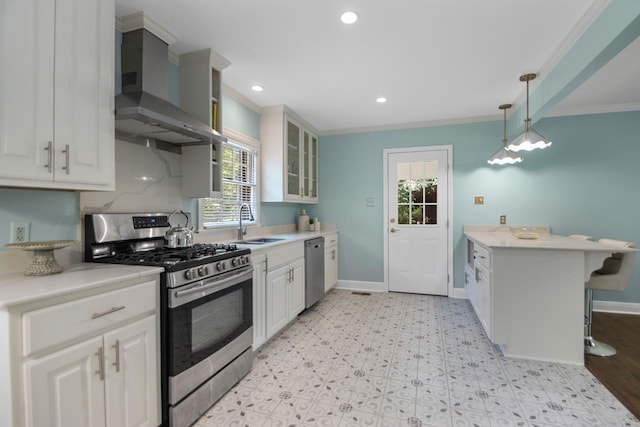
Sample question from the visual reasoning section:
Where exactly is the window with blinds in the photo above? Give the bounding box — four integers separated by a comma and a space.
201, 141, 257, 227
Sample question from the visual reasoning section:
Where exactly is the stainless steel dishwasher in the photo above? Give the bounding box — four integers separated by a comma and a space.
305, 237, 325, 308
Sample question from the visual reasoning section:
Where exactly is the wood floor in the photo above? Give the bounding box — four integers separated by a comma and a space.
586, 311, 640, 419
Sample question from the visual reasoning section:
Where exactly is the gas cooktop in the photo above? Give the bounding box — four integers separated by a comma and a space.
92, 243, 249, 271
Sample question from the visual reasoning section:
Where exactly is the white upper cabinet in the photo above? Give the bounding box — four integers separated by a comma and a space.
0, 0, 115, 190
261, 105, 318, 203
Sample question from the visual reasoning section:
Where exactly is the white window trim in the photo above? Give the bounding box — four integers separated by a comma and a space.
198, 127, 261, 230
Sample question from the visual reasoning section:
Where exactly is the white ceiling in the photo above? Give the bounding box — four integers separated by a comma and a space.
114, 0, 639, 133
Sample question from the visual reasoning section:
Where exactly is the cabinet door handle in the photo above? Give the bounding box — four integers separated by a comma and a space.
291, 267, 294, 281
44, 141, 53, 173
95, 347, 105, 380
91, 305, 126, 319
112, 340, 120, 372
62, 144, 70, 174
332, 250, 336, 260
287, 268, 291, 283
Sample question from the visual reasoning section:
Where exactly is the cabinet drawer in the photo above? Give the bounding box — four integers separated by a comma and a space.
474, 244, 491, 270
23, 279, 157, 356
324, 232, 338, 248
267, 241, 304, 271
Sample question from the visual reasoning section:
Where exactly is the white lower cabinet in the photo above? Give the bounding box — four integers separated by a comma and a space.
25, 336, 106, 427
263, 242, 305, 342
4, 275, 160, 427
104, 316, 158, 427
324, 232, 339, 292
266, 264, 289, 339
252, 252, 267, 350
25, 316, 157, 427
465, 239, 493, 340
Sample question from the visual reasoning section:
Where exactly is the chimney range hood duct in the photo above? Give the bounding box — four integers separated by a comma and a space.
115, 29, 226, 145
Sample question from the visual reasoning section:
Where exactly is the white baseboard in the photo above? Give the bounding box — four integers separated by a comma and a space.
334, 280, 386, 293
593, 300, 640, 315
450, 288, 468, 299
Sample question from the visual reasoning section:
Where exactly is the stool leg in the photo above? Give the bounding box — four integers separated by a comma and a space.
584, 288, 617, 356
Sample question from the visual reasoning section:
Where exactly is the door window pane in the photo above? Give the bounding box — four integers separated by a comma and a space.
396, 160, 438, 225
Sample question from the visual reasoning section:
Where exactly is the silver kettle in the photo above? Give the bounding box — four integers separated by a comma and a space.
165, 210, 194, 248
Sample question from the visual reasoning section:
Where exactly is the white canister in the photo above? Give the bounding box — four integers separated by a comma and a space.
314, 218, 320, 231
298, 209, 310, 231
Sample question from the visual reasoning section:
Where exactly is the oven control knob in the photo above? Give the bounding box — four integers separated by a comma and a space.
244, 255, 250, 264
197, 267, 205, 276
184, 269, 192, 280
216, 262, 224, 272
231, 258, 238, 267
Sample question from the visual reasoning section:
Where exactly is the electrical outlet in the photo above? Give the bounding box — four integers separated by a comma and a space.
499, 215, 507, 225
10, 222, 30, 243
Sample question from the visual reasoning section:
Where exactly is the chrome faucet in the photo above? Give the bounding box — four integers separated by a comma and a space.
237, 203, 254, 241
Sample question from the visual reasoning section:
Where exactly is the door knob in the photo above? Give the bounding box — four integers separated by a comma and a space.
390, 227, 398, 233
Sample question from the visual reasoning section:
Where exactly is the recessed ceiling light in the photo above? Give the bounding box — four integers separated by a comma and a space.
251, 84, 264, 92
341, 11, 358, 24
376, 97, 387, 104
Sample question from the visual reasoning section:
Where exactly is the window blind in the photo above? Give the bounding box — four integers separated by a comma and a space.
201, 141, 257, 227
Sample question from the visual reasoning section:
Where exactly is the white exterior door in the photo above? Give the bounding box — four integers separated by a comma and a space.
386, 148, 450, 295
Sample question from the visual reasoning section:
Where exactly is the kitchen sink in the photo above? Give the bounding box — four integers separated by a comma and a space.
233, 238, 285, 245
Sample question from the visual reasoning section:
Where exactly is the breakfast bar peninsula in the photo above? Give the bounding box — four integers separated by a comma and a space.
463, 225, 635, 366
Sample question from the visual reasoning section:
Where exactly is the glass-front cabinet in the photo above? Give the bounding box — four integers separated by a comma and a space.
286, 118, 301, 198
261, 105, 318, 203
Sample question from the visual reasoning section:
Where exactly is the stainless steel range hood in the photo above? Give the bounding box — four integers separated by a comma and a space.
115, 29, 226, 145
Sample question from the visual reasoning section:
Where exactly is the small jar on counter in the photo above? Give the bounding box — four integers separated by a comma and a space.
298, 209, 310, 231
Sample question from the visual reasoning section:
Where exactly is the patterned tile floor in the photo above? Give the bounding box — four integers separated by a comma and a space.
195, 289, 639, 427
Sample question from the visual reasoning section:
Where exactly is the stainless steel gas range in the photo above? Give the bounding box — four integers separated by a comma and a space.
84, 213, 253, 427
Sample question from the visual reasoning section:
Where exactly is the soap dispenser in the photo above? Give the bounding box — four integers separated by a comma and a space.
298, 209, 310, 231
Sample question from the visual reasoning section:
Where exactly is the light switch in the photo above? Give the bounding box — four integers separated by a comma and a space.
366, 197, 376, 207
474, 195, 484, 205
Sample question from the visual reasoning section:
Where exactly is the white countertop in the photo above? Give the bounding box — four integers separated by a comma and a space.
0, 228, 338, 308
0, 263, 163, 308
464, 225, 634, 252
211, 230, 338, 254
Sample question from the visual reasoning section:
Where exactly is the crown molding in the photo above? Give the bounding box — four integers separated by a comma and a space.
223, 85, 262, 114
119, 12, 179, 45
318, 114, 501, 136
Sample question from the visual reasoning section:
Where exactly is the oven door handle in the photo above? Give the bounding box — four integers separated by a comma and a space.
174, 268, 252, 299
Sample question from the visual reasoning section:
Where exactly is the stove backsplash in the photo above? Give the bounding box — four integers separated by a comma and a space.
81, 139, 184, 215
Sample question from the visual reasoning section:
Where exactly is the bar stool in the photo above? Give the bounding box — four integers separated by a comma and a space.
583, 238, 635, 356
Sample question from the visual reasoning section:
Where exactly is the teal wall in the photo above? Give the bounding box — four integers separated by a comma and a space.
222, 94, 260, 140
0, 190, 78, 248
315, 110, 640, 303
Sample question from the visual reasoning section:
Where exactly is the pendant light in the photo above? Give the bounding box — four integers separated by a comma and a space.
488, 104, 522, 165
507, 73, 552, 152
